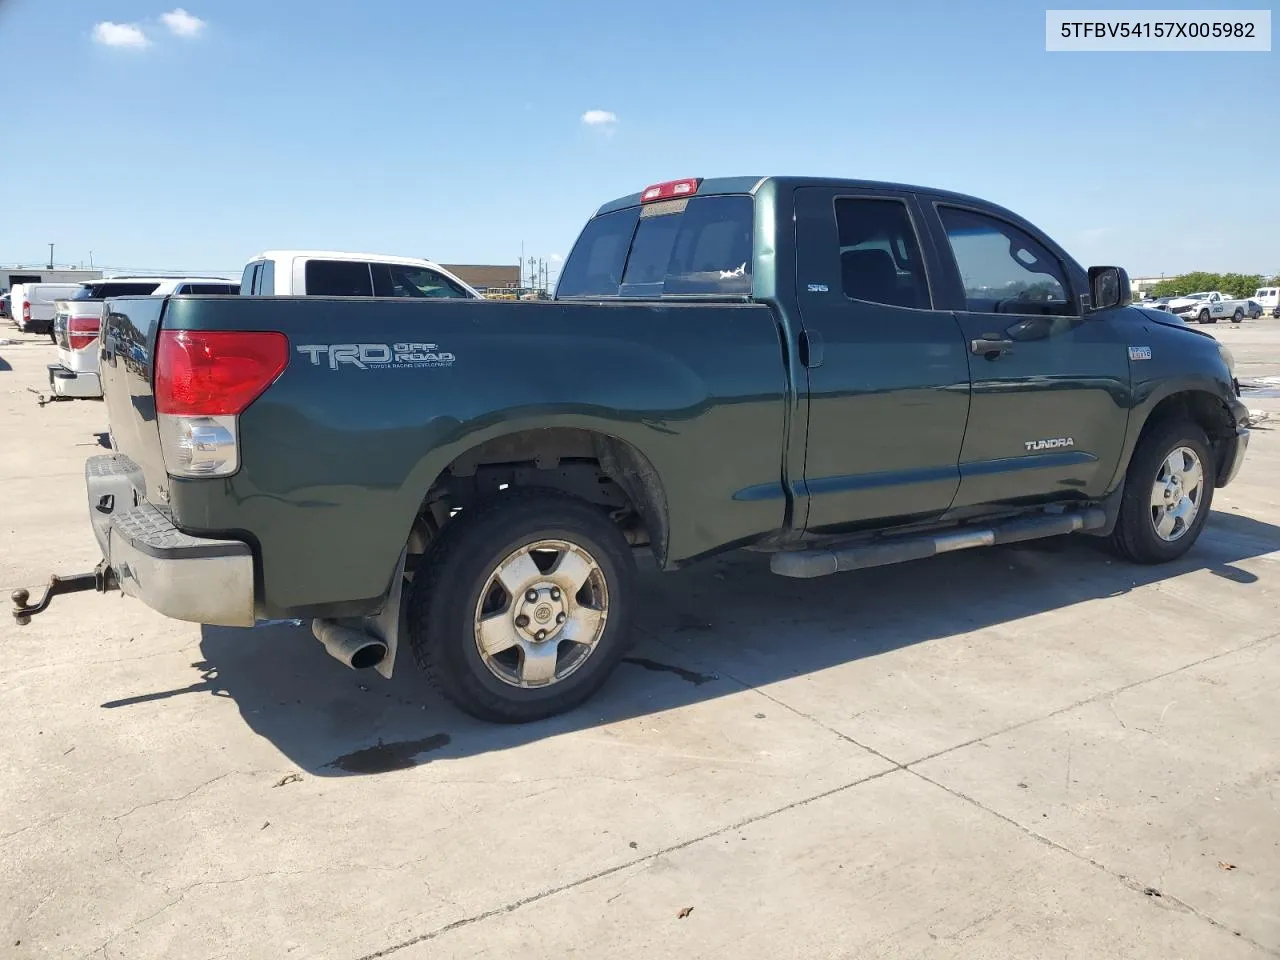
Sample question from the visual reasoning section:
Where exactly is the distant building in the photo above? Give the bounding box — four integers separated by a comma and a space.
1129, 275, 1171, 298
1, 266, 103, 292
441, 264, 520, 292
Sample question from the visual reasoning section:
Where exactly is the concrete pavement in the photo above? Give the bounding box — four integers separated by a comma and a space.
2, 324, 1277, 959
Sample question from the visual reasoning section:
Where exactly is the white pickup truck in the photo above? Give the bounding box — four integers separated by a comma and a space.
1166, 291, 1250, 324
239, 250, 482, 298
50, 276, 239, 399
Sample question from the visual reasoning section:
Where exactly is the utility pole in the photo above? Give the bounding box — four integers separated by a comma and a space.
89, 250, 94, 269
47, 243, 55, 269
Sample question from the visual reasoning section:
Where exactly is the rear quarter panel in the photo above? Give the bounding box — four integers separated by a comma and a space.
160, 296, 789, 618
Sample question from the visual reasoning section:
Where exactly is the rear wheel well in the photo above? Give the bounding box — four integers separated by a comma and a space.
414, 429, 669, 565
1139, 390, 1237, 481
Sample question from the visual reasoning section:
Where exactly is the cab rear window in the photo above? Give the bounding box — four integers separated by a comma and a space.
71, 282, 161, 300
557, 195, 754, 299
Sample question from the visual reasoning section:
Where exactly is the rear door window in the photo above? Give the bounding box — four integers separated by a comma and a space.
305, 260, 374, 296
558, 194, 754, 298
834, 198, 931, 309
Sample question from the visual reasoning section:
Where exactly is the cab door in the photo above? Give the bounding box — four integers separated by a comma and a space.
1208, 292, 1227, 321
919, 199, 1130, 507
793, 187, 971, 534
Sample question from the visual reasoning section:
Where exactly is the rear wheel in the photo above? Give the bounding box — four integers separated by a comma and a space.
1109, 419, 1214, 564
1232, 309, 1243, 323
407, 489, 636, 723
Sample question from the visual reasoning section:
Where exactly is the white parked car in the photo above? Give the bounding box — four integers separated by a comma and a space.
49, 277, 239, 399
1255, 286, 1279, 312
239, 250, 482, 299
10, 282, 81, 336
1166, 291, 1250, 324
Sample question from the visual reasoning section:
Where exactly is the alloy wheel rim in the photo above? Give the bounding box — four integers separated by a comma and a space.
1149, 446, 1204, 542
473, 539, 609, 688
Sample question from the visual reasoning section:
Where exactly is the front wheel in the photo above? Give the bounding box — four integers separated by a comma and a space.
1109, 419, 1214, 564
407, 489, 636, 723
1198, 310, 1213, 324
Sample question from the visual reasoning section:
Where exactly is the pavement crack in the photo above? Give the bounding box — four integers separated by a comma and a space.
111, 771, 240, 823
907, 766, 1279, 957
351, 765, 905, 960
641, 626, 908, 770
0, 814, 66, 846
909, 630, 1279, 768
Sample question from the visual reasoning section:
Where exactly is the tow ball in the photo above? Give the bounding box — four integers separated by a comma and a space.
11, 562, 119, 625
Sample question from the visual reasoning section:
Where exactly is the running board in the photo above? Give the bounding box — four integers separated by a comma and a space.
770, 508, 1108, 579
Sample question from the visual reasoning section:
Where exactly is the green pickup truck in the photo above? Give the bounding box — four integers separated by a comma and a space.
14, 176, 1250, 723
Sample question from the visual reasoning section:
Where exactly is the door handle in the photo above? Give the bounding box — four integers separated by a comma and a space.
800, 329, 824, 368
970, 337, 1012, 358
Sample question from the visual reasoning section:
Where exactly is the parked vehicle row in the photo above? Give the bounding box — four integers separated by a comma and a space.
31, 252, 482, 401
8, 282, 81, 336
1135, 287, 1278, 322
14, 175, 1250, 727
1166, 291, 1253, 324
49, 276, 239, 399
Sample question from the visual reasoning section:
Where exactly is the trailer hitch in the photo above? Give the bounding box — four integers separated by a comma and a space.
11, 561, 119, 625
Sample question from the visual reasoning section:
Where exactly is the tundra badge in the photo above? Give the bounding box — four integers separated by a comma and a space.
1025, 437, 1075, 451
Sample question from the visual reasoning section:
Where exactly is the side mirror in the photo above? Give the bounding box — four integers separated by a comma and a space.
1088, 266, 1130, 311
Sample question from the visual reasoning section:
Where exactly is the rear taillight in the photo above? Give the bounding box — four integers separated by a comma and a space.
22, 300, 30, 322
68, 316, 100, 351
155, 330, 288, 477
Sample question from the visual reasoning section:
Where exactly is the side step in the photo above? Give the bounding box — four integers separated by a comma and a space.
770, 508, 1107, 579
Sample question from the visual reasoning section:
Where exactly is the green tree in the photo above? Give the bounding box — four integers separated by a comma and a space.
1147, 272, 1260, 300
1221, 273, 1263, 300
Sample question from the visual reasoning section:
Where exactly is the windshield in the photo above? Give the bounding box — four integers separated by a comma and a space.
1183, 292, 1208, 300
558, 194, 754, 299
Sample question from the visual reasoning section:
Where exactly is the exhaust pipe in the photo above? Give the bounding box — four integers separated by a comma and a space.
312, 619, 387, 670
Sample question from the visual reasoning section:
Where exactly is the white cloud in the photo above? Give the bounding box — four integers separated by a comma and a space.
93, 21, 150, 48
581, 109, 618, 127
161, 8, 206, 37
549, 253, 564, 263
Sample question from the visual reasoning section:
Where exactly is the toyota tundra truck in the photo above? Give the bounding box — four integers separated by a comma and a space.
14, 175, 1250, 723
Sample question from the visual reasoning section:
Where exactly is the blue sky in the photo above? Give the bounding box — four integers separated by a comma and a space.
1, 0, 1276, 282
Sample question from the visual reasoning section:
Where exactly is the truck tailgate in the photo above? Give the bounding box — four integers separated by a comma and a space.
100, 296, 171, 505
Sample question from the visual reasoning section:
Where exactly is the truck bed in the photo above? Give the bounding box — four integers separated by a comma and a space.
100, 294, 791, 619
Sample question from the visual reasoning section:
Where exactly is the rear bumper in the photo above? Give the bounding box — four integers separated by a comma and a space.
49, 364, 102, 399
86, 455, 256, 626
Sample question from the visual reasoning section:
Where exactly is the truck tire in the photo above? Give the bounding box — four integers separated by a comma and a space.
407, 489, 636, 723
1232, 309, 1243, 323
1197, 309, 1212, 324
1109, 419, 1214, 564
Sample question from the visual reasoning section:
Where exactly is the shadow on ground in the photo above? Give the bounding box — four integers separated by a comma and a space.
100, 510, 1280, 775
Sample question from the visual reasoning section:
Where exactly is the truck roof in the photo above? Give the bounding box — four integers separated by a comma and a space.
593, 175, 1006, 217
248, 250, 451, 268
94, 276, 236, 283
